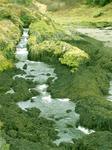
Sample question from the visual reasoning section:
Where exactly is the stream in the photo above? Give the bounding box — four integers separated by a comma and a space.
13, 29, 95, 145
76, 27, 112, 102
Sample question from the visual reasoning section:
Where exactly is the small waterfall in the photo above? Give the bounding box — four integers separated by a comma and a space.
16, 29, 29, 61
107, 81, 112, 102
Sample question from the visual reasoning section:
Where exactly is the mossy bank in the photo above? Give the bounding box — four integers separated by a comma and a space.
28, 18, 112, 149
0, 0, 112, 149
0, 0, 46, 72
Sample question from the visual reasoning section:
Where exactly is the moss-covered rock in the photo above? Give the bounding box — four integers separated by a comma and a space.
28, 40, 89, 71
59, 46, 89, 72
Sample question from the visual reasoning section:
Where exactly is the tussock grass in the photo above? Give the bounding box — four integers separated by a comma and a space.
0, 20, 21, 71
48, 2, 112, 27
0, 52, 13, 72
28, 19, 112, 148
28, 20, 89, 71
0, 0, 45, 72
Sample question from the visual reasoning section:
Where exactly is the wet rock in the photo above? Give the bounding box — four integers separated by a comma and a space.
66, 109, 72, 113
31, 98, 35, 102
26, 75, 35, 78
46, 73, 51, 76
31, 69, 35, 71
30, 89, 39, 96
67, 124, 74, 128
41, 73, 45, 75
55, 117, 64, 121
23, 64, 27, 69
64, 130, 67, 133
49, 114, 55, 119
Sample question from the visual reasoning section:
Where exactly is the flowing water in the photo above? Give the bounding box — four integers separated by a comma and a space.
76, 27, 112, 102
107, 81, 112, 102
13, 29, 95, 145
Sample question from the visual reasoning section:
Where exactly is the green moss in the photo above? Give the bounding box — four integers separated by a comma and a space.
0, 69, 77, 149
0, 52, 13, 72
19, 7, 38, 27
29, 20, 60, 43
0, 130, 10, 150
0, 20, 21, 58
59, 46, 89, 72
28, 20, 112, 132
28, 40, 89, 71
76, 131, 112, 150
8, 0, 32, 5
43, 35, 112, 132
0, 19, 21, 71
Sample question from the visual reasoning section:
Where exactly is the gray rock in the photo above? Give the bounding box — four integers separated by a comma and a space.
23, 64, 27, 69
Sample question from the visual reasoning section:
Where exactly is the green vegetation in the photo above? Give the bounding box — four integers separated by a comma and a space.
28, 38, 89, 71
28, 20, 89, 71
0, 20, 20, 71
8, 0, 33, 5
0, 0, 112, 149
0, 52, 13, 72
46, 34, 112, 131
0, 0, 45, 72
75, 131, 112, 149
86, 0, 112, 6
27, 11, 112, 149
48, 2, 112, 27
0, 69, 58, 150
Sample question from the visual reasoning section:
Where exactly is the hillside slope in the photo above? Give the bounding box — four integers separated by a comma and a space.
47, 2, 112, 27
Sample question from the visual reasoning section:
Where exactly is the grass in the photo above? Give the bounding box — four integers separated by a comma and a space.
44, 34, 112, 131
28, 20, 90, 73
47, 2, 112, 27
75, 131, 112, 150
27, 17, 112, 149
0, 52, 13, 72
0, 20, 21, 71
0, 0, 47, 72
0, 69, 57, 150
0, 0, 112, 149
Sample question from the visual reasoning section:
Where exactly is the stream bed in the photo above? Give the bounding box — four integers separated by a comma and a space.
14, 29, 95, 145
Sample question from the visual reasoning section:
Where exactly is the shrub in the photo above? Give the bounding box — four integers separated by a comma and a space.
59, 47, 89, 72
8, 0, 32, 5
86, 0, 112, 6
76, 131, 112, 150
29, 20, 60, 43
0, 20, 21, 60
0, 52, 13, 72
